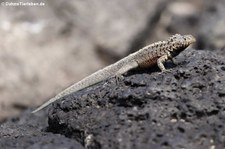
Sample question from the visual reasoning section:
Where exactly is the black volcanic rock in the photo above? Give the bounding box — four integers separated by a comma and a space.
1, 48, 225, 149
0, 110, 84, 149
46, 48, 225, 149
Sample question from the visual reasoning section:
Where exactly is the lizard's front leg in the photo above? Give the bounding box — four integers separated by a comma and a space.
157, 55, 169, 72
166, 50, 176, 65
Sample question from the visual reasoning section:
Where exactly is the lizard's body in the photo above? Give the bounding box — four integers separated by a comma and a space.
32, 34, 196, 113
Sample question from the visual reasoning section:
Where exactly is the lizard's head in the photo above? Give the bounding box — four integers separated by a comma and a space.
168, 34, 196, 56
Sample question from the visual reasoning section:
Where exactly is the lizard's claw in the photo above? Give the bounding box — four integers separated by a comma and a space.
114, 74, 124, 84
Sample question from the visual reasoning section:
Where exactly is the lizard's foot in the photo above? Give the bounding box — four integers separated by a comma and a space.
157, 68, 171, 74
114, 74, 124, 84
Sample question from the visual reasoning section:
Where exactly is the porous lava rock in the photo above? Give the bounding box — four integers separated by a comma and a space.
47, 48, 225, 149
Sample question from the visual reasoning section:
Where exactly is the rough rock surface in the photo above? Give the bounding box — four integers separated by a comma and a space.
10, 48, 222, 149
0, 110, 84, 149
1, 0, 225, 148
1, 48, 225, 148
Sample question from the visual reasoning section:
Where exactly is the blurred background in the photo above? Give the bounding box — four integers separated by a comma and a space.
0, 0, 224, 121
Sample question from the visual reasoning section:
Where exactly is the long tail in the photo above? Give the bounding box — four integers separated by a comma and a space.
32, 57, 138, 113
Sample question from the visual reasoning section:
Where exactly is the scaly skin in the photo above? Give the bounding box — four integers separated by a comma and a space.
32, 34, 196, 113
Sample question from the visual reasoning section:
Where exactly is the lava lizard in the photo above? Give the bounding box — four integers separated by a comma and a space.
32, 34, 196, 113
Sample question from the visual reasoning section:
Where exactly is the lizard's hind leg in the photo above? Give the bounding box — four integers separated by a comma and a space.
114, 61, 138, 83
114, 74, 124, 84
